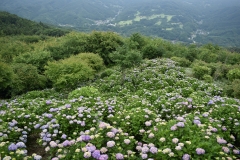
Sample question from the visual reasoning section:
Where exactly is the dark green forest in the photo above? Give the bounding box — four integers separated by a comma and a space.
1, 11, 240, 99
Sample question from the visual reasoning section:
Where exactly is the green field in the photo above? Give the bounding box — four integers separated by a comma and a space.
117, 12, 174, 26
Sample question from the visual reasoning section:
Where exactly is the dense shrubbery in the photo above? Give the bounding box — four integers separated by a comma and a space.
68, 86, 100, 99
1, 30, 240, 99
13, 50, 52, 73
10, 63, 47, 96
44, 53, 104, 90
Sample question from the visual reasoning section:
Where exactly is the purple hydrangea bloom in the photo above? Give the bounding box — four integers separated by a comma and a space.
150, 146, 158, 154
196, 148, 205, 155
16, 142, 26, 148
81, 135, 91, 142
176, 122, 185, 127
62, 140, 71, 147
99, 154, 108, 160
141, 153, 148, 159
61, 134, 67, 139
92, 150, 101, 159
233, 149, 240, 154
87, 145, 96, 152
46, 100, 52, 105
182, 154, 190, 160
115, 153, 124, 160
171, 125, 177, 131
34, 124, 41, 129
141, 146, 149, 153
211, 128, 218, 132
65, 104, 71, 108
8, 143, 18, 151
217, 138, 227, 144
207, 100, 214, 105
193, 119, 201, 125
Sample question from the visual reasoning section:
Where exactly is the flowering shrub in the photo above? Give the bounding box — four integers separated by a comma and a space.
68, 86, 100, 98
0, 58, 240, 159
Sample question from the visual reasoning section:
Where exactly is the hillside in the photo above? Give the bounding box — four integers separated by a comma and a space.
0, 12, 240, 159
0, 0, 240, 47
0, 11, 69, 37
0, 58, 240, 159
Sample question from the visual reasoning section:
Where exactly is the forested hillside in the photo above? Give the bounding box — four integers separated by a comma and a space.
0, 11, 69, 37
0, 0, 240, 46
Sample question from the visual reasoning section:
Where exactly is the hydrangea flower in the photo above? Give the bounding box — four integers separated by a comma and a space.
50, 141, 58, 148
115, 153, 124, 160
172, 138, 179, 144
176, 122, 185, 127
171, 125, 177, 131
84, 151, 91, 158
196, 148, 205, 155
182, 154, 190, 160
98, 154, 108, 160
124, 139, 131, 144
106, 132, 115, 138
141, 153, 148, 159
16, 142, 26, 148
107, 141, 115, 148
142, 146, 149, 153
8, 143, 17, 151
92, 150, 101, 159
150, 146, 158, 154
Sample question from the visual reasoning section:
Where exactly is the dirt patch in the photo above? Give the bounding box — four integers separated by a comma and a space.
26, 133, 50, 160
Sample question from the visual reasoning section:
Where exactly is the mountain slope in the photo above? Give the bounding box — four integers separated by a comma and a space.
0, 11, 68, 36
0, 0, 240, 46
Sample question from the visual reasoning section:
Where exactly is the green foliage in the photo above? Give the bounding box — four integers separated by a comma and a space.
0, 62, 13, 97
75, 53, 105, 72
227, 68, 240, 81
10, 63, 47, 96
232, 79, 240, 99
129, 33, 147, 50
171, 57, 191, 67
68, 86, 100, 99
18, 35, 48, 43
0, 37, 32, 63
44, 55, 95, 90
203, 74, 213, 83
13, 50, 52, 73
100, 68, 115, 78
198, 48, 218, 63
21, 89, 58, 99
110, 46, 143, 70
185, 45, 199, 62
142, 43, 165, 59
192, 65, 211, 80
86, 31, 124, 65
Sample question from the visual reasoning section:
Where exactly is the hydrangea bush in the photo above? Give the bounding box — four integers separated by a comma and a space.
0, 58, 239, 160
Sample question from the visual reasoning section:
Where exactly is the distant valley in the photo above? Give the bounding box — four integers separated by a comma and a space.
0, 0, 240, 47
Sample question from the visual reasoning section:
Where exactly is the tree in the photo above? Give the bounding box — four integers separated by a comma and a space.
44, 54, 100, 90
11, 63, 47, 96
110, 45, 143, 84
86, 31, 124, 65
0, 62, 13, 97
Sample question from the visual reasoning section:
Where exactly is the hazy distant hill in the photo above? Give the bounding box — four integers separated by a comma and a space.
0, 11, 68, 36
0, 0, 240, 46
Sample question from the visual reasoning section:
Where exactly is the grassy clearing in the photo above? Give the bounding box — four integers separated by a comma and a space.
117, 12, 175, 26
